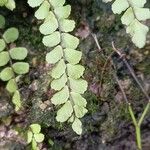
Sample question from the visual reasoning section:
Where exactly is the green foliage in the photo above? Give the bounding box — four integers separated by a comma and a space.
27, 124, 45, 150
0, 0, 15, 10
28, 0, 88, 135
0, 15, 29, 111
103, 0, 150, 48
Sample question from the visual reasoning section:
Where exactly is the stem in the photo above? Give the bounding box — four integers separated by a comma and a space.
138, 102, 150, 126
135, 126, 142, 150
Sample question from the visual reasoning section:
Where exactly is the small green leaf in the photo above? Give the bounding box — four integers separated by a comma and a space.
35, 1, 50, 20
6, 79, 17, 93
71, 92, 87, 107
46, 45, 63, 64
12, 90, 21, 111
51, 59, 66, 79
0, 67, 14, 81
43, 31, 60, 47
121, 7, 134, 25
134, 7, 150, 21
10, 47, 28, 60
0, 51, 9, 67
112, 0, 129, 14
127, 19, 149, 48
51, 86, 69, 105
0, 39, 6, 52
3, 27, 19, 43
67, 64, 85, 79
51, 73, 67, 91
0, 0, 7, 6
74, 105, 88, 118
60, 19, 75, 32
62, 33, 79, 49
49, 0, 65, 8
64, 49, 82, 65
129, 0, 146, 7
54, 5, 71, 19
72, 118, 82, 135
12, 62, 29, 75
30, 124, 41, 134
27, 131, 33, 144
28, 0, 44, 7
56, 101, 73, 122
34, 133, 45, 143
5, 0, 16, 10
69, 78, 88, 94
0, 15, 5, 28
39, 11, 58, 35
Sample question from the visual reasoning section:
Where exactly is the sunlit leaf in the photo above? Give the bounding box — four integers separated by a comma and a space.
51, 86, 69, 105
27, 131, 33, 144
74, 105, 88, 118
12, 62, 29, 74
34, 133, 45, 143
28, 0, 44, 7
51, 59, 66, 79
5, 0, 16, 10
10, 47, 28, 60
60, 19, 75, 32
6, 79, 17, 93
30, 124, 41, 134
3, 27, 19, 43
0, 67, 14, 81
56, 101, 73, 122
0, 39, 6, 52
12, 90, 21, 111
0, 51, 9, 67
49, 0, 65, 8
72, 118, 82, 135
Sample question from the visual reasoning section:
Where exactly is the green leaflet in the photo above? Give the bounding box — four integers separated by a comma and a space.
46, 45, 63, 64
30, 124, 41, 134
0, 0, 7, 6
0, 51, 9, 67
6, 79, 17, 93
64, 48, 82, 65
62, 33, 79, 49
54, 5, 71, 19
51, 86, 69, 105
12, 62, 29, 75
49, 0, 65, 8
69, 78, 88, 94
42, 31, 60, 47
10, 47, 28, 60
60, 19, 75, 32
112, 0, 129, 14
27, 131, 33, 144
74, 105, 88, 118
51, 73, 67, 91
3, 27, 19, 43
128, 0, 146, 8
121, 8, 134, 25
0, 67, 14, 81
0, 15, 5, 28
39, 11, 58, 35
28, 0, 44, 8
0, 39, 6, 52
72, 118, 82, 135
71, 92, 87, 107
56, 101, 73, 122
51, 59, 66, 79
134, 7, 150, 21
67, 64, 85, 79
35, 1, 50, 20
5, 0, 16, 10
127, 19, 149, 48
34, 133, 45, 143
12, 90, 21, 111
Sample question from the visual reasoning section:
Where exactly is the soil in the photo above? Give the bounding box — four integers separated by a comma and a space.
0, 0, 150, 150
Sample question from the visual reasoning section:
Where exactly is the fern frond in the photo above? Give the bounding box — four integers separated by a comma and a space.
28, 0, 88, 135
103, 0, 150, 48
0, 15, 29, 111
